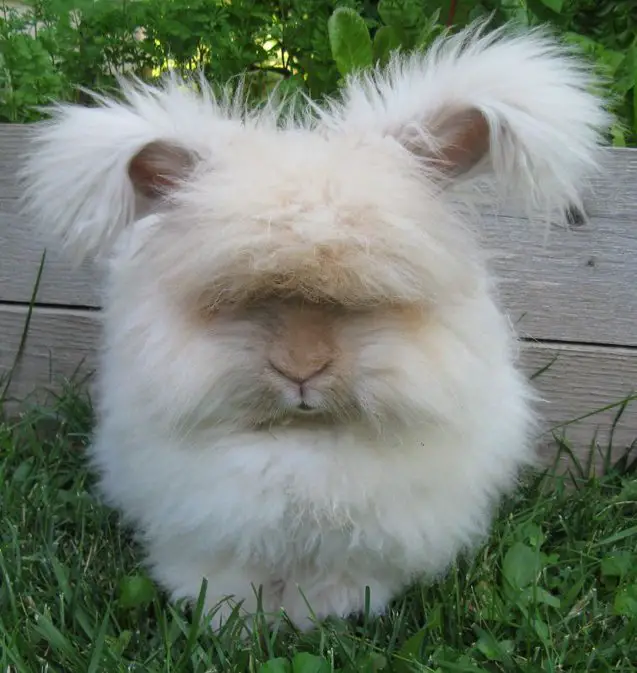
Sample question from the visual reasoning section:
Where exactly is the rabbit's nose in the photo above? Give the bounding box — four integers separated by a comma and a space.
268, 358, 332, 384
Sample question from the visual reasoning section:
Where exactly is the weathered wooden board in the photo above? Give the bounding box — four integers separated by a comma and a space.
482, 213, 637, 346
0, 200, 103, 307
1, 124, 636, 346
0, 124, 31, 200
3, 199, 637, 346
2, 124, 637, 467
0, 305, 100, 407
1, 305, 635, 470
519, 341, 637, 470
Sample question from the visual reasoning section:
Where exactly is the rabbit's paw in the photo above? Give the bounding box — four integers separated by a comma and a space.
154, 557, 284, 634
281, 576, 394, 631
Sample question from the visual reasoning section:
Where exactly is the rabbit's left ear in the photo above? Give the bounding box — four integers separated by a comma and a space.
20, 77, 228, 265
328, 23, 612, 214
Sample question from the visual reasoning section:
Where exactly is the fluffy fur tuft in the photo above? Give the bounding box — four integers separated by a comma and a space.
324, 22, 611, 215
20, 23, 610, 633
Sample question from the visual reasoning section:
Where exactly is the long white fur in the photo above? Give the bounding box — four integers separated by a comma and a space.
22, 22, 610, 264
20, 22, 610, 632
324, 23, 610, 214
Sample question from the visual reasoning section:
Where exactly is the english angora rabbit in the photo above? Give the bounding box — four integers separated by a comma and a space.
22, 23, 609, 631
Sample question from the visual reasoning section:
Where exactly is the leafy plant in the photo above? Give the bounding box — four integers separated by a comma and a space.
325, 0, 637, 146
0, 0, 635, 145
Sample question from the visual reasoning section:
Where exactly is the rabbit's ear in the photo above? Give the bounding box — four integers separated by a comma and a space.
328, 22, 612, 216
128, 140, 197, 198
21, 78, 219, 265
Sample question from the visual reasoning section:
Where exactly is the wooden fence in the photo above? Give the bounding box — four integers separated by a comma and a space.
1, 124, 636, 470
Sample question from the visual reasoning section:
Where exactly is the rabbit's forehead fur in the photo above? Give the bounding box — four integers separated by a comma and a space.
132, 127, 480, 310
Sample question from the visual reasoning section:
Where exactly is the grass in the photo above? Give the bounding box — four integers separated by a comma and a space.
1, 390, 637, 673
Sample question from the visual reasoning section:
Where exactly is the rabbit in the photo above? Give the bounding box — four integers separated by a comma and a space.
21, 21, 610, 632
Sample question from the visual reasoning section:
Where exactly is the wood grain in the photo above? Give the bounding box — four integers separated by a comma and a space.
2, 305, 635, 471
520, 341, 637, 470
0, 305, 100, 407
482, 214, 637, 346
0, 201, 103, 307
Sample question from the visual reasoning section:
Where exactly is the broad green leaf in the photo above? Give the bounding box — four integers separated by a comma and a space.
525, 0, 563, 20
118, 574, 157, 609
377, 0, 423, 30
611, 125, 627, 147
342, 653, 387, 672
613, 585, 637, 617
532, 617, 550, 643
328, 7, 373, 77
356, 653, 388, 672
519, 585, 561, 608
475, 629, 514, 662
292, 653, 330, 673
539, 0, 564, 13
502, 542, 541, 591
373, 26, 402, 65
394, 626, 427, 673
601, 551, 634, 578
260, 658, 292, 673
521, 523, 546, 549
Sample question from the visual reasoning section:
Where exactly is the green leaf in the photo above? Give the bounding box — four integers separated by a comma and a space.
328, 7, 373, 77
349, 653, 387, 672
613, 585, 637, 617
373, 25, 402, 66
611, 124, 627, 148
520, 523, 546, 549
475, 629, 514, 662
394, 626, 427, 673
260, 659, 292, 673
414, 10, 447, 51
502, 542, 541, 592
525, 0, 563, 21
291, 653, 330, 673
519, 586, 561, 609
631, 46, 637, 138
532, 617, 550, 643
118, 574, 157, 609
593, 525, 637, 547
539, 0, 564, 13
86, 613, 111, 673
32, 613, 80, 664
11, 458, 33, 483
377, 0, 416, 30
601, 551, 634, 578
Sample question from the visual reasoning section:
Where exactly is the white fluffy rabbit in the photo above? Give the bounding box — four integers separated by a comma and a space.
22, 23, 609, 631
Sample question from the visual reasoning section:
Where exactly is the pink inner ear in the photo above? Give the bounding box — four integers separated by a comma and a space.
435, 109, 491, 176
128, 141, 195, 198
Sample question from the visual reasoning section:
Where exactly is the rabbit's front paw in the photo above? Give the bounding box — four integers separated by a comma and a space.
281, 575, 394, 631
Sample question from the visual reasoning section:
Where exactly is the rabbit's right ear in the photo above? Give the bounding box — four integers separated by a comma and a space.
21, 79, 221, 265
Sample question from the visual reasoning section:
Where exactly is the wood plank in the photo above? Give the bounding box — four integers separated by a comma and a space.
0, 305, 100, 407
0, 200, 102, 306
2, 305, 636, 472
1, 124, 636, 345
521, 341, 637, 471
0, 124, 31, 199
482, 214, 637, 346
451, 146, 637, 223
2, 190, 637, 348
